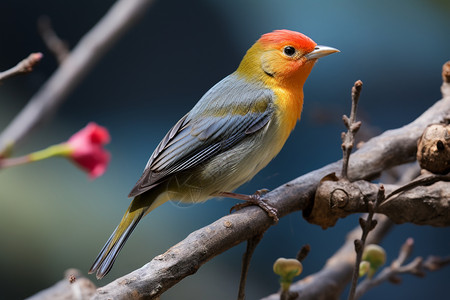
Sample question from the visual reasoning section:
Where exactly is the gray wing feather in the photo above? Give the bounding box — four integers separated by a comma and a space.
128, 74, 274, 197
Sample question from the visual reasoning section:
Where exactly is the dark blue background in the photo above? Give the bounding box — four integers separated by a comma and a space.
0, 0, 449, 299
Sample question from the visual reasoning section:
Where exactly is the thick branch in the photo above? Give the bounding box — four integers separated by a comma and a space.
89, 91, 450, 299
27, 269, 96, 300
309, 176, 450, 228
0, 0, 155, 154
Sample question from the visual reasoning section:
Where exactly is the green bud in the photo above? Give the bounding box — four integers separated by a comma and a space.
273, 258, 303, 291
362, 244, 386, 278
359, 260, 370, 277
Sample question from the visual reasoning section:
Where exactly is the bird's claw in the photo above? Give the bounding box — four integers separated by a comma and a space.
230, 189, 279, 223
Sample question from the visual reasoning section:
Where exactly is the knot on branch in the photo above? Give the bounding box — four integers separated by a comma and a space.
417, 123, 450, 174
303, 173, 377, 229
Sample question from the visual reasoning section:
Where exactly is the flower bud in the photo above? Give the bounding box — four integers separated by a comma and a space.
273, 258, 303, 291
362, 244, 386, 278
359, 260, 370, 277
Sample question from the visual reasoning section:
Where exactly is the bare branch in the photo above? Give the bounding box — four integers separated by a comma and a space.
0, 0, 156, 155
0, 53, 43, 82
27, 269, 96, 300
307, 176, 450, 228
383, 173, 450, 201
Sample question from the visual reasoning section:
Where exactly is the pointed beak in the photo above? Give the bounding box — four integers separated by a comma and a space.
305, 45, 340, 60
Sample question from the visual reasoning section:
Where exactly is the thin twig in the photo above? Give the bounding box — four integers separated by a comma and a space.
381, 174, 450, 206
38, 16, 70, 64
296, 244, 311, 262
0, 155, 30, 168
0, 53, 43, 83
341, 80, 363, 179
238, 234, 264, 300
348, 186, 384, 300
391, 237, 414, 269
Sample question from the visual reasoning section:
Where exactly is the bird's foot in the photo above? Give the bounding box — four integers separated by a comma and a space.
216, 189, 278, 222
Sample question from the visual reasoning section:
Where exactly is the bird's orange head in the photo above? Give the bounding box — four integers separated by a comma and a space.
236, 30, 339, 136
237, 29, 338, 87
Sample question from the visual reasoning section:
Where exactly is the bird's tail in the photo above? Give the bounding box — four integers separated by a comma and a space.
89, 195, 152, 279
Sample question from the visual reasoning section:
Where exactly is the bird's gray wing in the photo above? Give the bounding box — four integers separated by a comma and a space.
128, 87, 274, 197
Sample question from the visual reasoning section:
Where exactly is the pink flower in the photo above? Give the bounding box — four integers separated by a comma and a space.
65, 122, 111, 179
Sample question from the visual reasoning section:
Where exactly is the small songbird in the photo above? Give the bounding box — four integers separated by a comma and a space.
89, 29, 339, 279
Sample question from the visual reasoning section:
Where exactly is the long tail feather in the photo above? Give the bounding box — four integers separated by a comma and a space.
89, 197, 147, 279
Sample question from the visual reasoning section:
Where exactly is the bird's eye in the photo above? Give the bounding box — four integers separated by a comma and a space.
283, 46, 296, 56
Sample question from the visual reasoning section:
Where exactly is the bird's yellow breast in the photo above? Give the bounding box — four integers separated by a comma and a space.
271, 85, 304, 141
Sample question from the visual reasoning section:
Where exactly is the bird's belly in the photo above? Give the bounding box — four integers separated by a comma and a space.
167, 123, 286, 203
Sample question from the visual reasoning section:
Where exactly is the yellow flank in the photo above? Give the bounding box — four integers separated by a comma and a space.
271, 86, 303, 139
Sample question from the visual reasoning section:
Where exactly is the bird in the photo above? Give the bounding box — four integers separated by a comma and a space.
89, 29, 339, 279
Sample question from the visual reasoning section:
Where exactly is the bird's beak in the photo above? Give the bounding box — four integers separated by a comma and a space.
305, 45, 340, 60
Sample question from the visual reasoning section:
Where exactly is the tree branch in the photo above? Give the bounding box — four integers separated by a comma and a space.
0, 0, 155, 155
308, 175, 450, 228
27, 269, 97, 300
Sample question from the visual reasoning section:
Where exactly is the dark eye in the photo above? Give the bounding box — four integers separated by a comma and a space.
283, 46, 296, 56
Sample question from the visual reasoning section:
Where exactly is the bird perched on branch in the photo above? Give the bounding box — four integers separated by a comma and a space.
89, 29, 339, 279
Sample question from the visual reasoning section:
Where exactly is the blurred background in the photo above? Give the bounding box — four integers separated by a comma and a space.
0, 0, 449, 299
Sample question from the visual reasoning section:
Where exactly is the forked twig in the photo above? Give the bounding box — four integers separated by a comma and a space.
348, 186, 384, 300
341, 80, 363, 180
355, 238, 450, 299
38, 16, 70, 64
